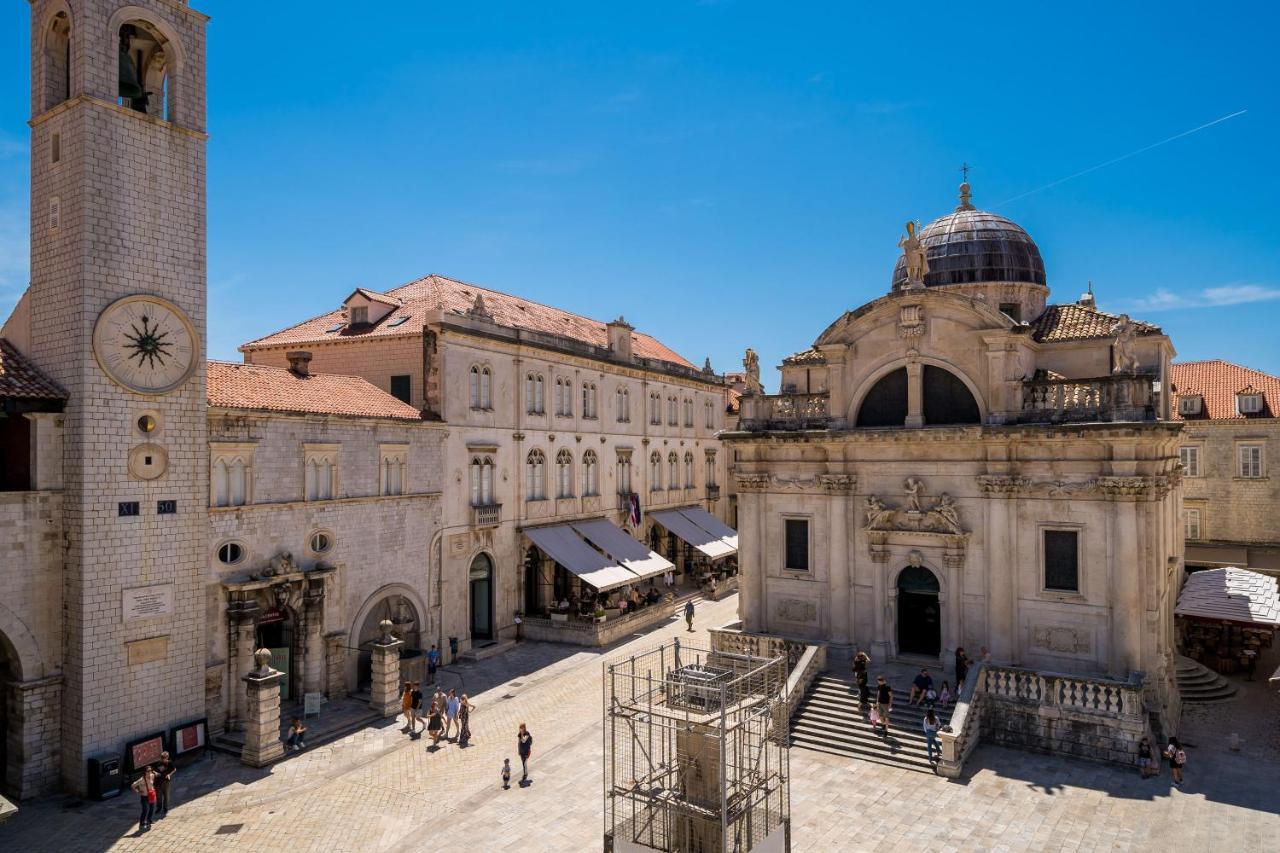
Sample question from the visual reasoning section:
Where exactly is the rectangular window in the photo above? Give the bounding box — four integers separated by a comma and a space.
1043, 530, 1080, 592
784, 519, 809, 572
1184, 508, 1203, 541
1239, 444, 1263, 478
390, 375, 411, 405
1179, 446, 1200, 477
51, 133, 61, 164
349, 305, 368, 325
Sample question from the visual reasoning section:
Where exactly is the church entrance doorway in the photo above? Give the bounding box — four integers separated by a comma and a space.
897, 566, 941, 657
256, 608, 295, 701
470, 553, 494, 642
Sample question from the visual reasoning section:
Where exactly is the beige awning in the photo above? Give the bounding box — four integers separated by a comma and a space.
525, 524, 637, 592
1175, 567, 1280, 628
677, 506, 739, 551
652, 508, 736, 560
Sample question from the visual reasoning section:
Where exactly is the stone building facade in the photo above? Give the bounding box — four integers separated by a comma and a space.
1171, 360, 1280, 572
241, 277, 732, 654
727, 184, 1184, 724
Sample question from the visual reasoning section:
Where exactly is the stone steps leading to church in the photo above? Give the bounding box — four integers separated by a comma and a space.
1174, 656, 1238, 704
789, 675, 952, 774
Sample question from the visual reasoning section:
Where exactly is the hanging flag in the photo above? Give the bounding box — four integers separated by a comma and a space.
628, 492, 641, 527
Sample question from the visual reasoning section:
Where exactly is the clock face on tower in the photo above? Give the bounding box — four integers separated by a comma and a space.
92, 295, 197, 395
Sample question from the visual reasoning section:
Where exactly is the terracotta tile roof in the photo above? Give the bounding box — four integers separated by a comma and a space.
782, 347, 826, 366
725, 386, 743, 414
350, 287, 403, 307
1170, 360, 1280, 420
242, 274, 695, 369
1030, 303, 1161, 343
206, 361, 422, 421
0, 338, 67, 401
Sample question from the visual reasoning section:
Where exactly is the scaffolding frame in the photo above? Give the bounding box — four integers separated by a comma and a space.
603, 639, 790, 852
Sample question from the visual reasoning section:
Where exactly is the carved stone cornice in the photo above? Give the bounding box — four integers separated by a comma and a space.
976, 475, 1029, 495
736, 473, 771, 492
975, 472, 1180, 501
1098, 475, 1160, 500
818, 473, 856, 494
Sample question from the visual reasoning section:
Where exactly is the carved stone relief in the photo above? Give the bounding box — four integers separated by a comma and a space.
1031, 625, 1092, 655
774, 598, 818, 624
864, 479, 965, 535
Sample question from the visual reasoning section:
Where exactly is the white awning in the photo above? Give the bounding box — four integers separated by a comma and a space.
677, 506, 739, 551
651, 508, 737, 560
525, 524, 637, 592
570, 518, 673, 581
1175, 567, 1280, 628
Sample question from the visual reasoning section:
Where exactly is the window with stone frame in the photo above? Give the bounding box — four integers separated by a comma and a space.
526, 449, 546, 500
704, 451, 717, 487
211, 443, 254, 507
617, 450, 633, 494
1238, 443, 1264, 478
1184, 507, 1203, 541
668, 452, 679, 489
1179, 445, 1201, 477
469, 455, 495, 506
650, 451, 662, 491
705, 400, 715, 429
556, 448, 574, 498
1043, 530, 1080, 593
526, 373, 545, 414
783, 518, 809, 572
683, 398, 693, 427
379, 444, 408, 496
470, 365, 492, 410
582, 449, 599, 496
667, 396, 678, 426
649, 392, 661, 425
684, 453, 695, 488
303, 444, 339, 501
582, 382, 598, 419
616, 386, 630, 423
1178, 395, 1203, 416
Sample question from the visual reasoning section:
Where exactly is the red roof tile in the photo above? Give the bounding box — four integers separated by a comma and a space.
242, 274, 695, 368
1170, 360, 1280, 420
0, 339, 67, 401
1030, 304, 1161, 343
725, 386, 743, 414
207, 361, 422, 421
782, 347, 826, 366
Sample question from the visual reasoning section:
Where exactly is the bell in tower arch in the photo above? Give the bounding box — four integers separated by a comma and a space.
117, 25, 148, 112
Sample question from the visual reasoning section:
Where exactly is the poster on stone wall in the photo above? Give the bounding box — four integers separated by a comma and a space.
170, 719, 208, 757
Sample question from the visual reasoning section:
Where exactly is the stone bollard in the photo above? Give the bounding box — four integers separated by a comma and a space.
241, 648, 285, 767
369, 619, 405, 718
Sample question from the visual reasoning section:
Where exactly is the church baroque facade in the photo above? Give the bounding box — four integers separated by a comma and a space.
728, 183, 1184, 719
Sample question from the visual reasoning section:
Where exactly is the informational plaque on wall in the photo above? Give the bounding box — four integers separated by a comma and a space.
122, 583, 174, 622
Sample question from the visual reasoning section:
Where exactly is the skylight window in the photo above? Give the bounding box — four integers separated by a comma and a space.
386, 315, 411, 328
324, 322, 345, 334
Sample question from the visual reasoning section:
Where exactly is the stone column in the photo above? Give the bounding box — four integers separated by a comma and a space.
241, 650, 284, 768
226, 598, 260, 731
869, 542, 890, 663
905, 361, 924, 428
822, 474, 853, 654
1107, 485, 1143, 676
5, 675, 62, 799
979, 477, 1020, 663
369, 620, 404, 717
753, 480, 768, 632
302, 586, 326, 696
325, 631, 349, 700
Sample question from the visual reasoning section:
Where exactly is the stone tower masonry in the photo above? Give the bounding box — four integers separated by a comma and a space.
28, 0, 209, 793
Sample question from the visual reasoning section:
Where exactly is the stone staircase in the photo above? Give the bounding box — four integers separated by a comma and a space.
1176, 656, 1238, 704
790, 674, 952, 774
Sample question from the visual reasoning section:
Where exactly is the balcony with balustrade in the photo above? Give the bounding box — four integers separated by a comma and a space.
1019, 372, 1159, 424
471, 503, 501, 527
736, 392, 830, 432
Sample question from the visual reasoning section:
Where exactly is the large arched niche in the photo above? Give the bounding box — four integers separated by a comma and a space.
855, 367, 907, 427
923, 365, 981, 425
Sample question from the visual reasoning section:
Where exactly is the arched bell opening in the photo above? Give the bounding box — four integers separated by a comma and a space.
117, 19, 173, 120
43, 9, 72, 112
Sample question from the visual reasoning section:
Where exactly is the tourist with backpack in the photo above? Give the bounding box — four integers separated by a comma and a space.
1165, 737, 1186, 785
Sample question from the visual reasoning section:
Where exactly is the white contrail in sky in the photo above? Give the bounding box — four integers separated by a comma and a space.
994, 109, 1248, 207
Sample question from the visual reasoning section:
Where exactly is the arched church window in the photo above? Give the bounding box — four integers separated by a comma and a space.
856, 367, 908, 427
922, 366, 980, 425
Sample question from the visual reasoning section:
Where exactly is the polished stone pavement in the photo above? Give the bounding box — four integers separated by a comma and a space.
1, 593, 1277, 852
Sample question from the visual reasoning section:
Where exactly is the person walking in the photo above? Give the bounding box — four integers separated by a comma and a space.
922, 709, 941, 763
501, 758, 512, 789
132, 766, 157, 832
410, 682, 424, 735
153, 751, 175, 819
1137, 737, 1156, 778
401, 681, 415, 733
458, 694, 473, 746
1166, 737, 1186, 786
427, 644, 441, 685
955, 647, 970, 690
517, 723, 533, 783
874, 676, 893, 735
427, 701, 444, 746
853, 650, 870, 702
684, 599, 695, 632
445, 689, 461, 740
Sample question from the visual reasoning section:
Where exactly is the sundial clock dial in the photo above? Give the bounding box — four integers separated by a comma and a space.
92, 295, 197, 395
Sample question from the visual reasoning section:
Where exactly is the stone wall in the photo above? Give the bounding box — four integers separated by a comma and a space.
520, 605, 676, 647
4, 676, 62, 799
1181, 418, 1280, 559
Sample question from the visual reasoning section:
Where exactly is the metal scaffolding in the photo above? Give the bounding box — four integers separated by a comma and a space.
603, 640, 790, 853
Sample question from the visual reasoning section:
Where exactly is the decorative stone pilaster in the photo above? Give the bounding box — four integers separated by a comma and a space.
325, 631, 349, 700
369, 620, 404, 717
241, 649, 285, 768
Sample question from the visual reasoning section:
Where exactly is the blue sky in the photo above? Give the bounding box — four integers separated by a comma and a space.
2, 1, 1277, 386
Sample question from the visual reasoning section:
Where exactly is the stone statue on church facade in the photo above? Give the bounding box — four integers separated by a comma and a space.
898, 221, 929, 287
743, 348, 762, 394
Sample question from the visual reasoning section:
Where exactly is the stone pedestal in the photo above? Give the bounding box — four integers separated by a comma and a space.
241, 667, 285, 768
369, 633, 405, 718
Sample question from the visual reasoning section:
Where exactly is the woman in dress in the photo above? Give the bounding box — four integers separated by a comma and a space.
458, 694, 473, 746
427, 701, 444, 746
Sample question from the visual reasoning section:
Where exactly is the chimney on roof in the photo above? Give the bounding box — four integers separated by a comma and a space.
1078, 281, 1096, 310
606, 316, 634, 363
286, 351, 312, 377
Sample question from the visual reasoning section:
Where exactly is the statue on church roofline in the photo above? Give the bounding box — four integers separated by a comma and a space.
898, 220, 929, 288
743, 348, 762, 395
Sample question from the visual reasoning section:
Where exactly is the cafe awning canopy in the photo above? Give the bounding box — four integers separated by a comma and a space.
524, 524, 637, 592
651, 508, 737, 560
1175, 567, 1280, 628
570, 518, 672, 582
678, 506, 739, 550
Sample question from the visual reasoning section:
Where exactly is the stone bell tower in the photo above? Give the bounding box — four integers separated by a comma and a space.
27, 0, 209, 793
